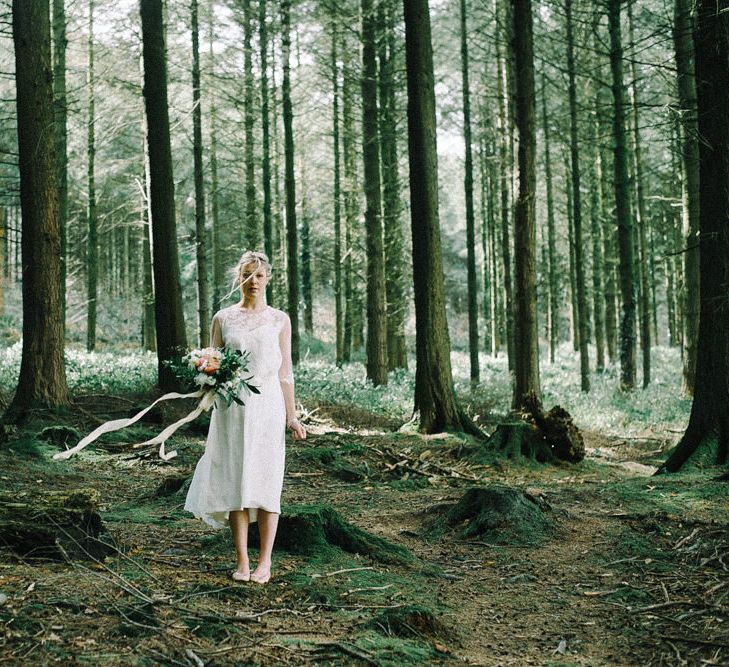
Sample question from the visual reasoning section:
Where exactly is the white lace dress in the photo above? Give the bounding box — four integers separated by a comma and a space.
184, 305, 294, 528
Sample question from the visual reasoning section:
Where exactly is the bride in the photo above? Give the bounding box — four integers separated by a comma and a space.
184, 250, 306, 584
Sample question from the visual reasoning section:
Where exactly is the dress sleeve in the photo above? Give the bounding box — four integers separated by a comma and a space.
211, 311, 224, 348
278, 313, 295, 385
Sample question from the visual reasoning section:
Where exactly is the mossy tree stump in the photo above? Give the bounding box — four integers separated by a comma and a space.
0, 489, 114, 560
426, 485, 555, 545
250, 504, 413, 564
485, 394, 584, 464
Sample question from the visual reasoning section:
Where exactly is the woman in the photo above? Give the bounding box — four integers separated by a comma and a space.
185, 251, 306, 584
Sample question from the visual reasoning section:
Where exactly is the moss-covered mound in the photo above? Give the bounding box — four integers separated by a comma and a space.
0, 489, 115, 560
253, 503, 413, 564
369, 604, 448, 640
425, 485, 555, 545
37, 425, 82, 449
294, 446, 366, 482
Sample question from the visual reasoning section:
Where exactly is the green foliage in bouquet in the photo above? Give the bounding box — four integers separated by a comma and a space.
163, 347, 260, 406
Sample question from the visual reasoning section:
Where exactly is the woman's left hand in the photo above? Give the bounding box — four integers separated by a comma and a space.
288, 418, 306, 440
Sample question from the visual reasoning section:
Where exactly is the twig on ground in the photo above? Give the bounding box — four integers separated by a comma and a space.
311, 566, 375, 579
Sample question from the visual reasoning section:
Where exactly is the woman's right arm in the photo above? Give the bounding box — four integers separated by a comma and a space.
211, 312, 224, 347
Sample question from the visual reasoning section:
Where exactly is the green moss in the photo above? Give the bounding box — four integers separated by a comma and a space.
5, 436, 48, 459
369, 604, 447, 640
294, 446, 366, 482
426, 485, 555, 545
351, 631, 437, 665
37, 425, 82, 448
605, 586, 654, 606
264, 504, 413, 564
297, 446, 338, 465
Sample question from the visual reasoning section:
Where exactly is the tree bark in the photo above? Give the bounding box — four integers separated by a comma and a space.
191, 0, 209, 347
627, 0, 651, 387
259, 0, 274, 304
281, 0, 299, 364
662, 0, 729, 471
565, 0, 590, 392
361, 0, 388, 385
511, 0, 540, 408
379, 0, 407, 371
402, 0, 478, 435
52, 0, 68, 330
673, 0, 700, 396
209, 1, 223, 311
460, 0, 479, 384
540, 73, 558, 364
331, 18, 344, 365
479, 133, 494, 357
140, 0, 188, 389
608, 0, 636, 390
495, 7, 514, 371
342, 41, 357, 363
300, 157, 313, 334
242, 0, 258, 250
8, 0, 69, 414
86, 0, 98, 352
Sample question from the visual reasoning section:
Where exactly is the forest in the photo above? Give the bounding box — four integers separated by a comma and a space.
0, 0, 728, 663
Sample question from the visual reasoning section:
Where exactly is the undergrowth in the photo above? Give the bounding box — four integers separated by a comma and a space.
0, 340, 690, 437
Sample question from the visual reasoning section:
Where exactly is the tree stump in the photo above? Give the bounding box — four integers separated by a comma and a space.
482, 394, 584, 464
249, 504, 412, 564
426, 485, 555, 545
0, 489, 115, 561
370, 604, 448, 639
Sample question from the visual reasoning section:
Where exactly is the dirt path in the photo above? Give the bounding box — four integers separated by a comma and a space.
1, 417, 727, 666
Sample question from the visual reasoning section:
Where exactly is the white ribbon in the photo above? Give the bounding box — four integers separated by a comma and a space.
53, 390, 214, 462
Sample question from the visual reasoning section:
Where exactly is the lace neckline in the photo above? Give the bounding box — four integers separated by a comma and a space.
237, 304, 269, 315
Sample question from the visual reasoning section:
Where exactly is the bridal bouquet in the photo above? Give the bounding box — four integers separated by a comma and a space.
54, 347, 259, 463
164, 347, 260, 407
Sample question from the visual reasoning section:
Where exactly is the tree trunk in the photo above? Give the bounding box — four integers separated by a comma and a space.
598, 87, 619, 363
479, 134, 493, 357
52, 0, 68, 330
565, 0, 590, 392
140, 59, 156, 353
495, 9, 515, 371
565, 154, 578, 351
141, 175, 156, 352
511, 0, 540, 409
361, 0, 388, 386
488, 147, 500, 357
8, 0, 69, 414
331, 19, 344, 365
460, 0, 479, 384
402, 0, 478, 435
589, 37, 607, 372
208, 1, 223, 311
342, 41, 357, 363
242, 0, 258, 250
661, 0, 729, 471
86, 0, 98, 352
379, 0, 407, 371
259, 0, 273, 304
627, 1, 651, 388
191, 0, 209, 347
608, 0, 636, 390
540, 73, 558, 364
140, 0, 188, 390
673, 0, 700, 396
281, 0, 299, 364
300, 158, 313, 334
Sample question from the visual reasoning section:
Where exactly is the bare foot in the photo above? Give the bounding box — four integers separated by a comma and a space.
250, 567, 271, 584
231, 564, 250, 582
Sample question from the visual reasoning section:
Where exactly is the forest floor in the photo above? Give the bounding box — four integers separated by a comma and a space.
1, 384, 728, 666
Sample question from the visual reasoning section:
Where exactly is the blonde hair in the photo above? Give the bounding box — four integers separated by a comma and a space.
224, 250, 272, 300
